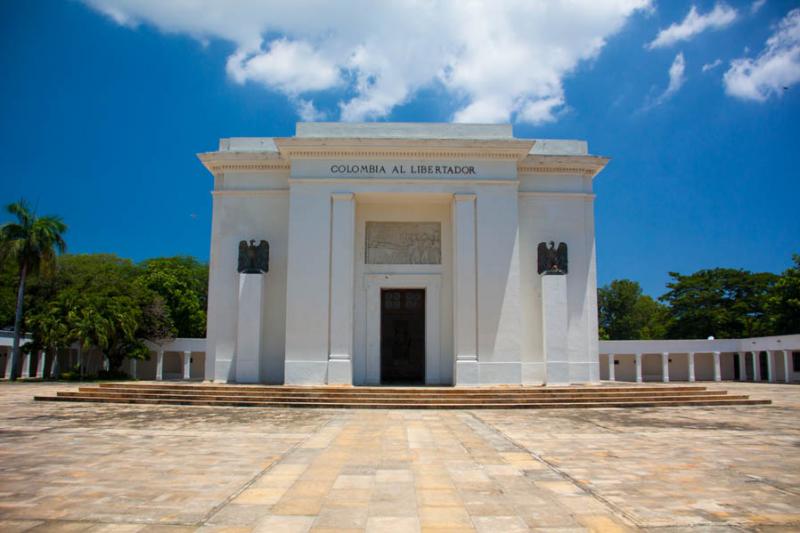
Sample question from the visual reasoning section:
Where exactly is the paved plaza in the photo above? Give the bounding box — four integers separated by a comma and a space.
0, 383, 798, 532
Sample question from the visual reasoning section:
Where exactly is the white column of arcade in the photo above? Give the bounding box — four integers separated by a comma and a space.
783, 350, 792, 384
661, 352, 669, 383
156, 349, 164, 381
20, 351, 30, 379
607, 354, 615, 382
752, 351, 761, 381
635, 353, 643, 383
183, 350, 192, 380
766, 350, 775, 382
3, 351, 11, 379
713, 351, 721, 382
328, 193, 356, 385
688, 352, 696, 382
36, 350, 45, 378
453, 193, 479, 386
738, 351, 747, 381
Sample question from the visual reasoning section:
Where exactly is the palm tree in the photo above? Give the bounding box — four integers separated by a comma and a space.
0, 200, 66, 379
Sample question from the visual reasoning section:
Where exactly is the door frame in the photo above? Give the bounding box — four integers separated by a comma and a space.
365, 274, 441, 385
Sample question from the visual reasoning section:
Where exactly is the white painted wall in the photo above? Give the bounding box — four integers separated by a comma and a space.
205, 170, 289, 384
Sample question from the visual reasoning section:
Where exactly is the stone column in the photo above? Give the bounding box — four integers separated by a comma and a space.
713, 351, 721, 382
156, 349, 164, 381
738, 352, 747, 381
661, 352, 669, 383
328, 193, 356, 385
542, 273, 569, 385
50, 352, 60, 378
36, 350, 46, 378
607, 354, 615, 382
453, 193, 479, 385
20, 351, 30, 379
3, 350, 11, 379
235, 273, 266, 384
77, 346, 83, 378
688, 352, 695, 382
183, 350, 192, 380
130, 358, 137, 379
766, 350, 775, 382
635, 353, 643, 383
783, 350, 792, 384
752, 351, 761, 381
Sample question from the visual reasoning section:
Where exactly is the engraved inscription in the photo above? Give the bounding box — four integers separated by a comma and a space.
366, 222, 441, 265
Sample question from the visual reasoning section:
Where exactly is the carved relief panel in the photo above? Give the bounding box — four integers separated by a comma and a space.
366, 222, 441, 265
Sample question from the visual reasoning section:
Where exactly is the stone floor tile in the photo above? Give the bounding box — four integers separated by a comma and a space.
312, 507, 368, 529
472, 515, 529, 532
0, 520, 45, 533
207, 504, 272, 526
252, 515, 314, 533
418, 506, 473, 529
365, 516, 421, 533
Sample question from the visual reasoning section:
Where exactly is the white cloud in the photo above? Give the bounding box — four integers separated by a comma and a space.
702, 58, 723, 71
83, 0, 650, 124
643, 52, 686, 110
295, 99, 326, 122
227, 39, 340, 94
648, 3, 738, 49
751, 0, 767, 15
724, 8, 800, 101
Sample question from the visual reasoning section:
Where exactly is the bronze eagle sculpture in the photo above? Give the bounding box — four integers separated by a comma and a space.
537, 241, 568, 275
238, 240, 270, 274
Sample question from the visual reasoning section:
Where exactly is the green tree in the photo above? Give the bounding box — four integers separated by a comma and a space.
660, 268, 778, 339
27, 298, 72, 375
137, 256, 207, 337
766, 255, 800, 334
0, 200, 66, 379
598, 279, 667, 340
26, 254, 177, 373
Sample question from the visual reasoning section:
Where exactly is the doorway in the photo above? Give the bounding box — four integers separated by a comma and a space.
380, 289, 425, 384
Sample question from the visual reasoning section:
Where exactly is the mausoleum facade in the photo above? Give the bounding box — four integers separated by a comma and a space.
198, 123, 609, 386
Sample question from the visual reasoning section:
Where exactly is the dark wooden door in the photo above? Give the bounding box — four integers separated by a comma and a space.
380, 289, 425, 384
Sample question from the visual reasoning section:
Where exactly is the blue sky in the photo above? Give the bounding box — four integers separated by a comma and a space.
1, 0, 798, 297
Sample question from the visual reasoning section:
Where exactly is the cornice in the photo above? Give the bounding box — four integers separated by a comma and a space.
518, 155, 609, 178
197, 151, 290, 173
518, 191, 596, 201
211, 189, 289, 197
273, 138, 535, 161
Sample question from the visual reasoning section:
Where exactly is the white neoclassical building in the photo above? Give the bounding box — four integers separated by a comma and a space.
198, 123, 609, 386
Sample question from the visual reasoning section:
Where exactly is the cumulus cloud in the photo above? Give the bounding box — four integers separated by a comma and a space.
648, 3, 737, 49
83, 0, 650, 124
702, 58, 723, 72
723, 8, 800, 101
642, 52, 686, 110
751, 0, 767, 15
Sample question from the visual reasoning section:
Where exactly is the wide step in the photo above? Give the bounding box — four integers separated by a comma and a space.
34, 383, 771, 409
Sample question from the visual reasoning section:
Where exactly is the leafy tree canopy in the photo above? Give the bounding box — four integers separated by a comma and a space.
659, 268, 778, 339
598, 279, 667, 340
23, 253, 207, 370
766, 254, 800, 335
137, 256, 208, 338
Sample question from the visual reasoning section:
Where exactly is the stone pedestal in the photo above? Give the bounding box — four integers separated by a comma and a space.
236, 273, 266, 384
542, 273, 569, 385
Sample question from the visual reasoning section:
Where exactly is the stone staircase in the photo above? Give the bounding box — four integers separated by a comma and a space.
34, 382, 771, 409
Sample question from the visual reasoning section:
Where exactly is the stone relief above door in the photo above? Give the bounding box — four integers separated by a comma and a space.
365, 222, 441, 265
